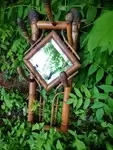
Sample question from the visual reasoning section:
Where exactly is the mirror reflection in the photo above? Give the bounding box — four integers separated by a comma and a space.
29, 39, 72, 83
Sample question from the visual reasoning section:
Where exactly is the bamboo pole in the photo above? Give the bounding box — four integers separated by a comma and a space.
27, 10, 40, 123
60, 12, 74, 133
65, 12, 73, 47
60, 87, 71, 133
60, 9, 80, 132
60, 72, 71, 133
42, 0, 56, 25
70, 8, 80, 51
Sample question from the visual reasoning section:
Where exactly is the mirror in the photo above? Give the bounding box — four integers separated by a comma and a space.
29, 39, 72, 84
24, 31, 80, 91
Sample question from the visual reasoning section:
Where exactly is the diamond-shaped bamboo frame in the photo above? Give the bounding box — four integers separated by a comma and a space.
24, 31, 80, 91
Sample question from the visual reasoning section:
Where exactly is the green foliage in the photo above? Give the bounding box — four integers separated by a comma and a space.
0, 87, 27, 114
87, 11, 113, 54
0, 0, 113, 149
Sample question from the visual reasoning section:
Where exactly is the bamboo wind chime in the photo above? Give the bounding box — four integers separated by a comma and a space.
17, 0, 80, 133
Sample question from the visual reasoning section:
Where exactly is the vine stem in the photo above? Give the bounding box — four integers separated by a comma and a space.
87, 58, 112, 76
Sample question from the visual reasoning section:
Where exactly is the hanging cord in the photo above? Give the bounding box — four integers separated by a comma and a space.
24, 30, 45, 55
61, 30, 80, 60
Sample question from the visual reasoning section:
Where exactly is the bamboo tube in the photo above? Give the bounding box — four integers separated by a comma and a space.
72, 22, 79, 51
65, 12, 73, 47
28, 10, 40, 42
42, 0, 56, 25
37, 21, 67, 30
70, 8, 80, 51
27, 10, 40, 123
61, 87, 71, 133
60, 72, 71, 133
28, 74, 37, 123
60, 11, 74, 133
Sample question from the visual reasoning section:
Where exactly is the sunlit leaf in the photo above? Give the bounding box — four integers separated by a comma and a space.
106, 142, 113, 150
32, 123, 40, 131
98, 85, 113, 93
67, 98, 74, 104
88, 11, 113, 52
86, 6, 97, 22
56, 140, 63, 150
105, 74, 113, 85
76, 98, 83, 110
96, 108, 104, 121
74, 88, 82, 98
91, 101, 105, 109
94, 93, 108, 99
88, 64, 98, 76
75, 138, 86, 150
96, 69, 104, 82
108, 125, 113, 138
18, 6, 23, 17
83, 98, 90, 109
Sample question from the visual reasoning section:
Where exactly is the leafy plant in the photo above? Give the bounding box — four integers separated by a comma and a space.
0, 0, 113, 149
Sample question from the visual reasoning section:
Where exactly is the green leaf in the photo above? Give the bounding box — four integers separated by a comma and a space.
88, 64, 98, 76
45, 143, 51, 150
96, 108, 104, 121
39, 122, 44, 129
1, 44, 7, 50
105, 74, 112, 85
55, 11, 62, 20
83, 87, 91, 98
108, 98, 113, 109
70, 93, 77, 99
32, 123, 40, 131
94, 93, 108, 99
91, 101, 105, 109
76, 98, 83, 110
83, 98, 90, 109
104, 104, 112, 115
106, 142, 113, 150
0, 8, 4, 22
86, 6, 97, 22
73, 98, 77, 108
41, 89, 47, 100
108, 125, 113, 138
18, 6, 23, 17
75, 138, 86, 150
23, 7, 29, 19
93, 86, 99, 94
98, 85, 113, 93
88, 11, 113, 51
1, 103, 5, 110
74, 88, 82, 98
58, 6, 66, 11
68, 130, 76, 137
66, 98, 74, 104
96, 69, 104, 82
56, 140, 63, 150
101, 122, 108, 128
1, 88, 6, 97
7, 8, 12, 20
